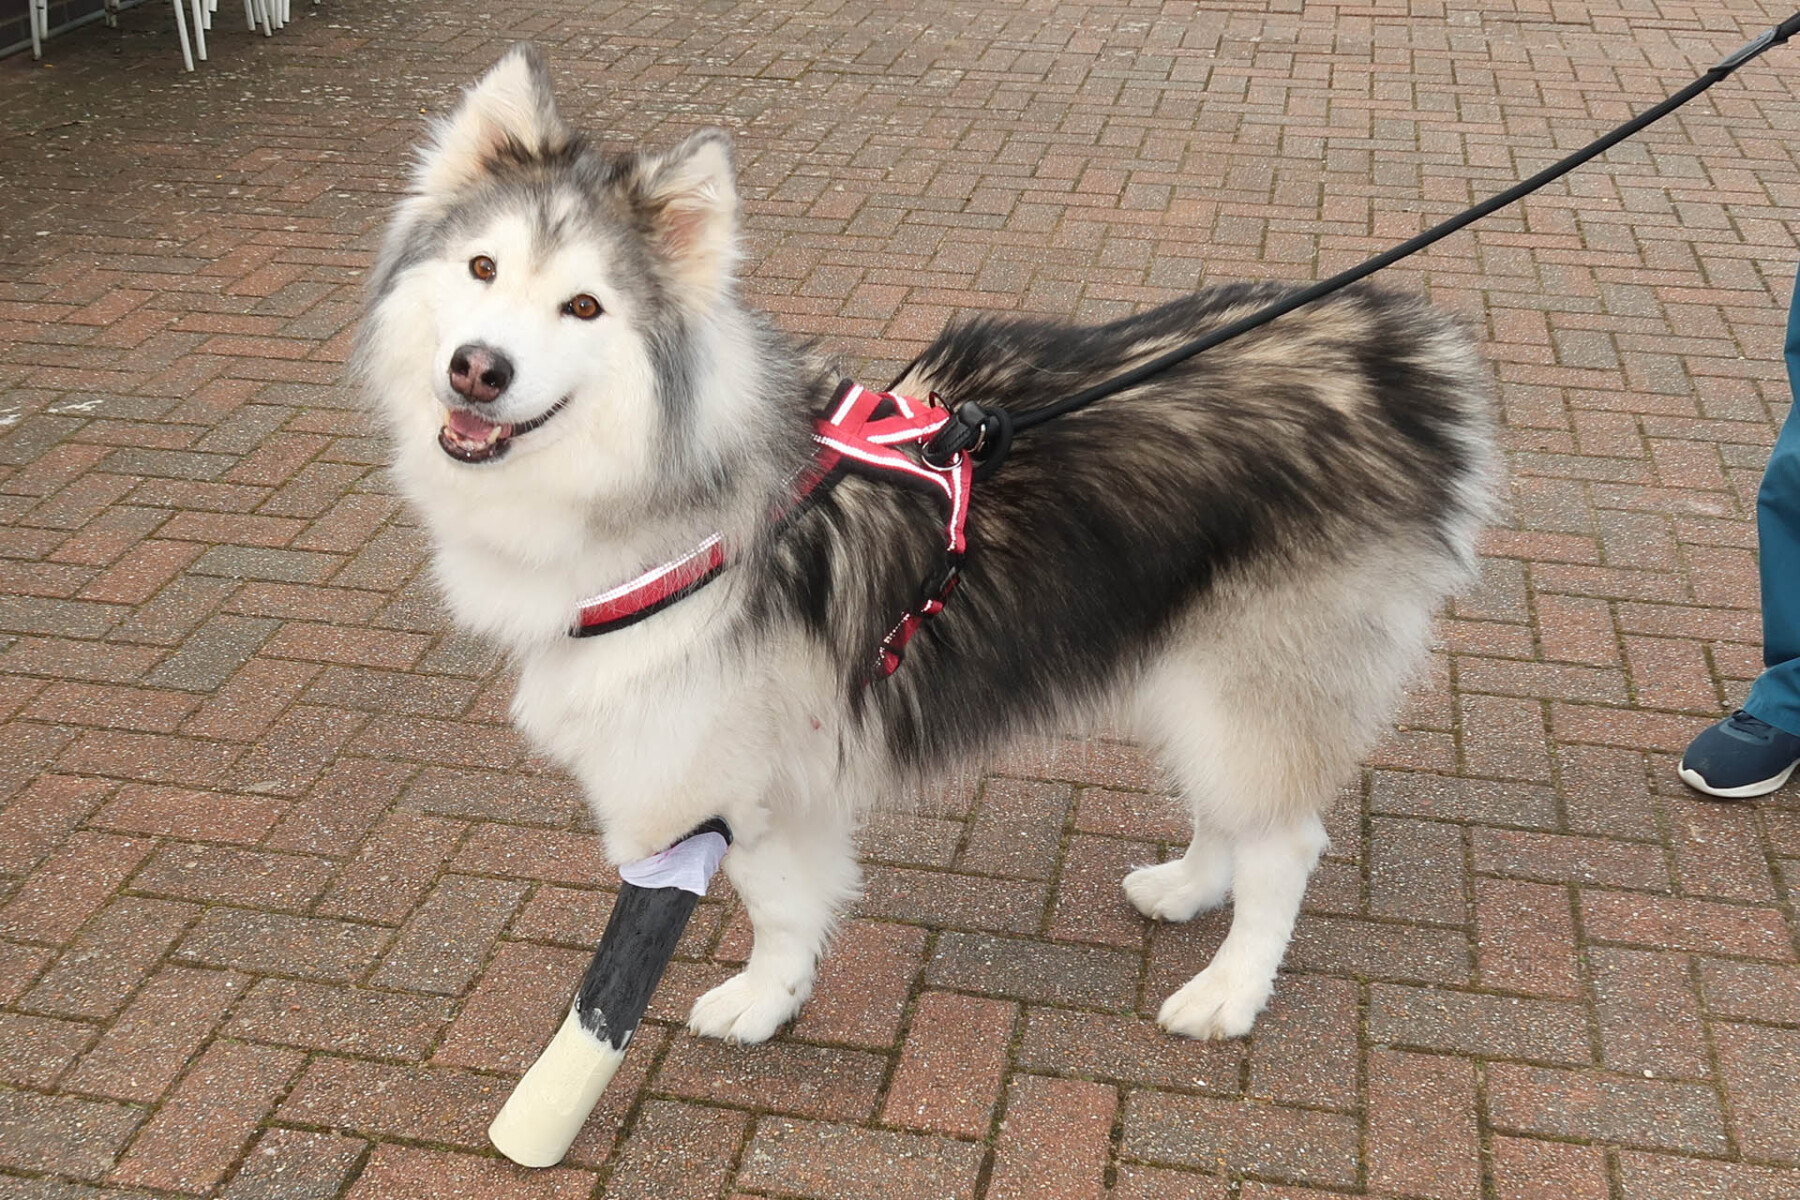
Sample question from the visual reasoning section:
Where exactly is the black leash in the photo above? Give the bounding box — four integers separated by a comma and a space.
926, 10, 1800, 470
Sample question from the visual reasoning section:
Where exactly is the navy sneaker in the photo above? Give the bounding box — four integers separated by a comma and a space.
1678, 710, 1800, 799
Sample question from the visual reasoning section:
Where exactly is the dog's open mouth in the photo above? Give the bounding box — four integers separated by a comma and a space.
438, 398, 568, 463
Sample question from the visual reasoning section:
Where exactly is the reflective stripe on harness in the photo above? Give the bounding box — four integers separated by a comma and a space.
571, 380, 974, 679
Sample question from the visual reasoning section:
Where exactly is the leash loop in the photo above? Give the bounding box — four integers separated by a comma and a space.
1717, 12, 1800, 72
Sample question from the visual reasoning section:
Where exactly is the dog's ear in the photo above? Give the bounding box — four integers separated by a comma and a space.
631, 130, 740, 304
416, 44, 570, 195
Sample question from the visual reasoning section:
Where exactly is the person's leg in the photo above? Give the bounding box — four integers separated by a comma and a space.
1743, 271, 1800, 733
1680, 268, 1800, 798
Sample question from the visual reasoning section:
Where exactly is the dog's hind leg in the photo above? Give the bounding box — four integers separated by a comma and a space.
1128, 671, 1337, 1040
1123, 826, 1232, 922
687, 805, 860, 1044
1156, 814, 1327, 1039
1131, 553, 1447, 1039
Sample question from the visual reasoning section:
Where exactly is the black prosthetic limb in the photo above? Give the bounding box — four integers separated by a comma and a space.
488, 818, 732, 1166
574, 817, 730, 1049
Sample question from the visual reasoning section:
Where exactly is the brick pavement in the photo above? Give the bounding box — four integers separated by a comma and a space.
2, 0, 1799, 1196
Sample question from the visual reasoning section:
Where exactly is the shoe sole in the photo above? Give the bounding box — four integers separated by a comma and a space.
1677, 759, 1799, 800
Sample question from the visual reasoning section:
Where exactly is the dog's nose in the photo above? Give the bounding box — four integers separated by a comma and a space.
448, 343, 514, 404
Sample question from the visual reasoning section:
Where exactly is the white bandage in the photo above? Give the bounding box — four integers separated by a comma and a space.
488, 1007, 626, 1168
617, 829, 729, 895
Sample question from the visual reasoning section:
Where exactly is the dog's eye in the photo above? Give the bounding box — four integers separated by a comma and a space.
470, 256, 497, 282
565, 294, 603, 321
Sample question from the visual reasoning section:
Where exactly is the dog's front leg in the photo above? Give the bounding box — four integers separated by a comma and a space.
687, 805, 860, 1044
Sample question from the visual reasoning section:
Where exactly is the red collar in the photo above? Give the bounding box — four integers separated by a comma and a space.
571, 381, 973, 675
569, 533, 725, 634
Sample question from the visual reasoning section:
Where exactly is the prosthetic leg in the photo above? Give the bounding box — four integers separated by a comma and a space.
488, 819, 731, 1167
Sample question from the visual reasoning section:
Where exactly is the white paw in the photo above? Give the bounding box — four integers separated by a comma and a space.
1157, 963, 1270, 1040
687, 970, 811, 1044
1123, 859, 1229, 922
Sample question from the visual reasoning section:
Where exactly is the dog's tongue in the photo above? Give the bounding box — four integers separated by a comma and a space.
447, 409, 506, 440
448, 410, 500, 438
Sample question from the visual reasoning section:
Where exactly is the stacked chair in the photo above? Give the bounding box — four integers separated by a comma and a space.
27, 0, 306, 72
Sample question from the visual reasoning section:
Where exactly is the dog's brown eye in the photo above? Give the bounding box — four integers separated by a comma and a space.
566, 294, 602, 321
470, 255, 497, 281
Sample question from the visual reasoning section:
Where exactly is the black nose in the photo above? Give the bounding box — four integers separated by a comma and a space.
448, 343, 514, 404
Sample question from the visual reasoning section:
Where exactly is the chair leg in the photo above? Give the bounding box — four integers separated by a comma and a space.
29, 0, 42, 59
170, 0, 194, 70
189, 0, 207, 59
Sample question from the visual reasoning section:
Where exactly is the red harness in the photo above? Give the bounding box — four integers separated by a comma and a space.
571, 381, 974, 678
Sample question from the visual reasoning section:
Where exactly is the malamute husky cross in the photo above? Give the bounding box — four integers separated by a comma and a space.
360, 46, 1499, 1044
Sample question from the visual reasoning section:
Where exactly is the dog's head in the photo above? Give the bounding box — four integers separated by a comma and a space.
361, 45, 747, 525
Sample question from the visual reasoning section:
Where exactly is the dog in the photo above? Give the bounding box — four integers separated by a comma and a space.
358, 45, 1500, 1043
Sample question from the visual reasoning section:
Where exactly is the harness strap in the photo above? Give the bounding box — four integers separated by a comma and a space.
815, 383, 973, 676
570, 381, 975, 678
814, 383, 971, 556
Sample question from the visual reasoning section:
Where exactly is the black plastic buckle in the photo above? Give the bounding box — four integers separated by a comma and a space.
922, 401, 990, 467
922, 400, 1014, 481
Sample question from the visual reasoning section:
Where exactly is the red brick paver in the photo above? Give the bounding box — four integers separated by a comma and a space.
4, 1, 1800, 1196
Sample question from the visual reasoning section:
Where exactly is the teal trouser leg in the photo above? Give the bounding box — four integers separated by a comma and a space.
1744, 270, 1800, 737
